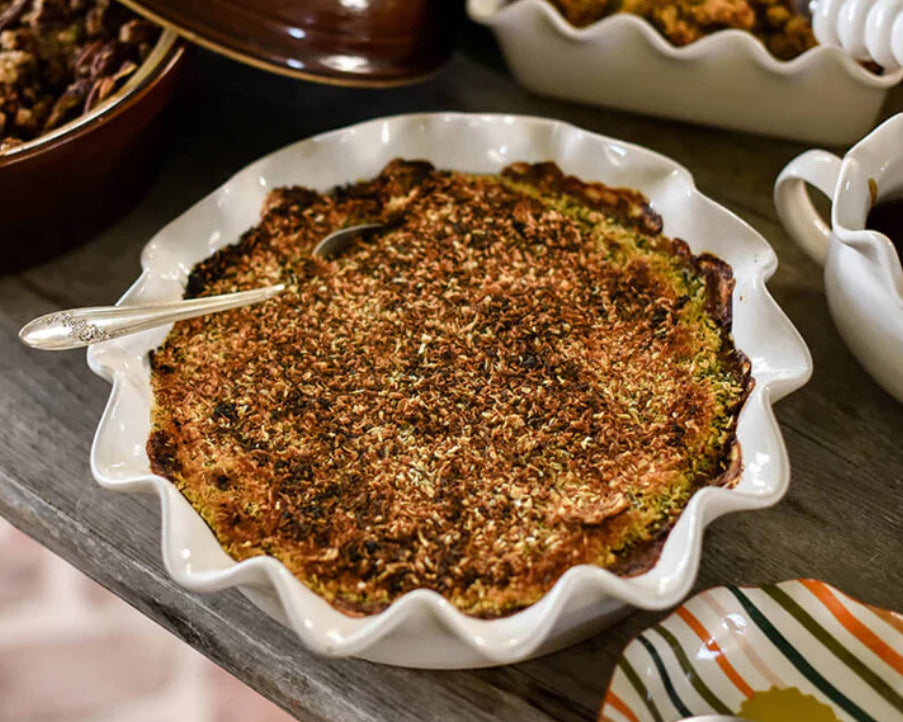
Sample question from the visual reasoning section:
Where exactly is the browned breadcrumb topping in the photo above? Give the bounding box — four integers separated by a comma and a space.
148, 160, 751, 618
550, 0, 816, 60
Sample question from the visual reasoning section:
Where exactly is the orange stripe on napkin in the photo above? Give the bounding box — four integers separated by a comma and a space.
800, 579, 903, 676
701, 593, 782, 688
602, 691, 640, 722
867, 605, 903, 636
677, 605, 755, 698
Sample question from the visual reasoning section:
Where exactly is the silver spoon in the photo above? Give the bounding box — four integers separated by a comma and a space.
18, 223, 382, 351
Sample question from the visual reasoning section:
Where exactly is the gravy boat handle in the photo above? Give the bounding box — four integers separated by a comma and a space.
774, 148, 843, 268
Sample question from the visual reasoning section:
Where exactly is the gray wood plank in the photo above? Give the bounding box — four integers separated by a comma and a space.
2, 36, 902, 722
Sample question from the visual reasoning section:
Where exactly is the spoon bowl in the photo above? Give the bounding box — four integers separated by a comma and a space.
312, 222, 383, 259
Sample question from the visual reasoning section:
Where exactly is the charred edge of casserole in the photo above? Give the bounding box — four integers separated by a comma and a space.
503, 161, 755, 499
501, 161, 664, 236
607, 428, 745, 579
148, 159, 753, 619
504, 157, 754, 469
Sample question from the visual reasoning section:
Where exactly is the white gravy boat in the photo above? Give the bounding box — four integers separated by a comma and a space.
775, 113, 903, 402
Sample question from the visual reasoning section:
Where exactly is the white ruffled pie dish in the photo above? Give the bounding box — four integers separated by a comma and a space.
467, 0, 903, 146
87, 113, 811, 669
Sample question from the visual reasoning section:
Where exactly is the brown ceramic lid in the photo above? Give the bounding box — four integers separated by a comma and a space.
117, 0, 456, 86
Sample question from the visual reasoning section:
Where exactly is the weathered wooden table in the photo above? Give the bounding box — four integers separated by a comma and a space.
2, 30, 903, 722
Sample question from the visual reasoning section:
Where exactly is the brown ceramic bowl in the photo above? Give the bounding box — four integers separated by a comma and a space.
0, 31, 185, 274
117, 0, 456, 86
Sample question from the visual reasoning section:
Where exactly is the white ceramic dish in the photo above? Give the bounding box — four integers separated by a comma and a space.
87, 113, 811, 669
467, 0, 903, 146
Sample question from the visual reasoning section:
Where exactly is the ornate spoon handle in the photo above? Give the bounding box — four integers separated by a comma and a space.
19, 284, 285, 351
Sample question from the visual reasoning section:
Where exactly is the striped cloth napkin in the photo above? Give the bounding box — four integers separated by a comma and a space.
600, 579, 903, 722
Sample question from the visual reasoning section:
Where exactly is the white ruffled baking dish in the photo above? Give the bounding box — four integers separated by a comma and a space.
87, 113, 811, 669
467, 0, 903, 146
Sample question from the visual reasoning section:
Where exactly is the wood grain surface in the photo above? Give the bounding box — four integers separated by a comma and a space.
2, 27, 902, 722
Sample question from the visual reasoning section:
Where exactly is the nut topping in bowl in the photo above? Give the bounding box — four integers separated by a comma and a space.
147, 159, 752, 619
0, 8, 181, 273
0, 0, 160, 152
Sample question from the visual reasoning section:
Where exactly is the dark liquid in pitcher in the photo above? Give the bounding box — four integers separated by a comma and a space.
866, 197, 903, 260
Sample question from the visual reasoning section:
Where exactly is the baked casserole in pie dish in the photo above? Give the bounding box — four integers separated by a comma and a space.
148, 159, 751, 619
88, 113, 811, 668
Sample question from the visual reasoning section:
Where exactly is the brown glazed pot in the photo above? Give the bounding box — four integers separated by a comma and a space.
117, 0, 456, 86
0, 33, 185, 275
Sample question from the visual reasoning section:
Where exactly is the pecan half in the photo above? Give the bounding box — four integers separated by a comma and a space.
0, 0, 160, 149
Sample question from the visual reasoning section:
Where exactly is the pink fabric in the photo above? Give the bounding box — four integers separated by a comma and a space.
0, 518, 296, 722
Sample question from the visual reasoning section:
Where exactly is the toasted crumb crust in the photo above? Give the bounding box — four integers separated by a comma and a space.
148, 160, 751, 618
